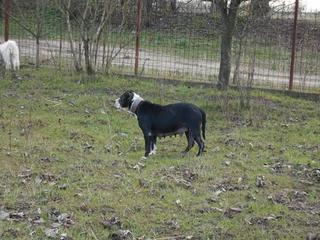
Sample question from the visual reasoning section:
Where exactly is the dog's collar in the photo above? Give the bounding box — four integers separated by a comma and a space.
130, 98, 143, 114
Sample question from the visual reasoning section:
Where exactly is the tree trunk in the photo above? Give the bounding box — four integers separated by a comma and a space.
35, 0, 40, 68
83, 38, 94, 75
36, 37, 40, 68
144, 0, 153, 27
59, 14, 62, 70
170, 0, 177, 13
210, 1, 216, 14
65, 0, 82, 72
218, 26, 233, 89
216, 0, 241, 89
251, 0, 270, 18
232, 37, 243, 85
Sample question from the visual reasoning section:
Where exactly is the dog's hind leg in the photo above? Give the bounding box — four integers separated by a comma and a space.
150, 136, 157, 155
193, 131, 205, 156
181, 131, 195, 154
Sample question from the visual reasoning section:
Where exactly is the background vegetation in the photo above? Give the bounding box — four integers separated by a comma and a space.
2, 0, 319, 92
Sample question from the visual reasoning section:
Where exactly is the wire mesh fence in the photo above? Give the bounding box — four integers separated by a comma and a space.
1, 0, 320, 93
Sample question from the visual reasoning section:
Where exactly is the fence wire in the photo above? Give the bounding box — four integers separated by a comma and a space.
1, 0, 319, 93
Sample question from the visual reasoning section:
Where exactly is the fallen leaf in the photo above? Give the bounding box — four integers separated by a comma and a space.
306, 233, 320, 240
0, 209, 10, 220
175, 199, 182, 208
9, 212, 25, 220
45, 228, 58, 238
32, 217, 45, 225
101, 216, 122, 229
224, 207, 242, 218
110, 229, 133, 240
256, 175, 266, 188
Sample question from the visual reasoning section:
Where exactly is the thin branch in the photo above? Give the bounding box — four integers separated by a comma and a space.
8, 14, 37, 38
59, 0, 82, 28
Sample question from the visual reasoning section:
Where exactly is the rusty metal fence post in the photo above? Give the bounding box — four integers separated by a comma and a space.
3, 0, 11, 41
289, 0, 299, 90
134, 0, 142, 76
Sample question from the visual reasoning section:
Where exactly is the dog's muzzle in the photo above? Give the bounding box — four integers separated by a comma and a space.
114, 98, 121, 109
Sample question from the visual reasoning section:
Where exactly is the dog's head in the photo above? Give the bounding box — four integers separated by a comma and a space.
115, 90, 143, 113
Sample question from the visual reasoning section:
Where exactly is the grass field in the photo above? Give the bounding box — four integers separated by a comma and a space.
0, 68, 320, 239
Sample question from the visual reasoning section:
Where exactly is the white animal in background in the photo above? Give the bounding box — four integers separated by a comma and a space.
0, 40, 20, 70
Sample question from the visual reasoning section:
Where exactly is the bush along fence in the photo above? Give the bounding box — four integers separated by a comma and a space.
1, 0, 320, 93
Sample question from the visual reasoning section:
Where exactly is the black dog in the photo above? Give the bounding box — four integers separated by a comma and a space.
115, 90, 206, 157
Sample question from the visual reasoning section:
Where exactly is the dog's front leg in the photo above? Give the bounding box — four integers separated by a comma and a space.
139, 121, 153, 158
143, 134, 152, 157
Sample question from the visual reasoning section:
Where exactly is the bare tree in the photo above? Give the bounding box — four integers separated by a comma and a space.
215, 0, 247, 89
251, 0, 271, 18
59, 0, 129, 74
170, 0, 177, 13
10, 0, 50, 68
143, 0, 154, 27
63, 0, 82, 72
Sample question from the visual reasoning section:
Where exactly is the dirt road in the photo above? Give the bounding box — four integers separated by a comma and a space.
10, 38, 320, 89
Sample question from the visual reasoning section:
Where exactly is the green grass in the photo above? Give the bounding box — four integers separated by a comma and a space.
0, 68, 320, 239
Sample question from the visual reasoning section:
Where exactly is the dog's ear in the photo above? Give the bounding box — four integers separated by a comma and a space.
126, 90, 134, 96
123, 90, 134, 101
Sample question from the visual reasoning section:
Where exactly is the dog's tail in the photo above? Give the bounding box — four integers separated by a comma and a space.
200, 109, 206, 140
